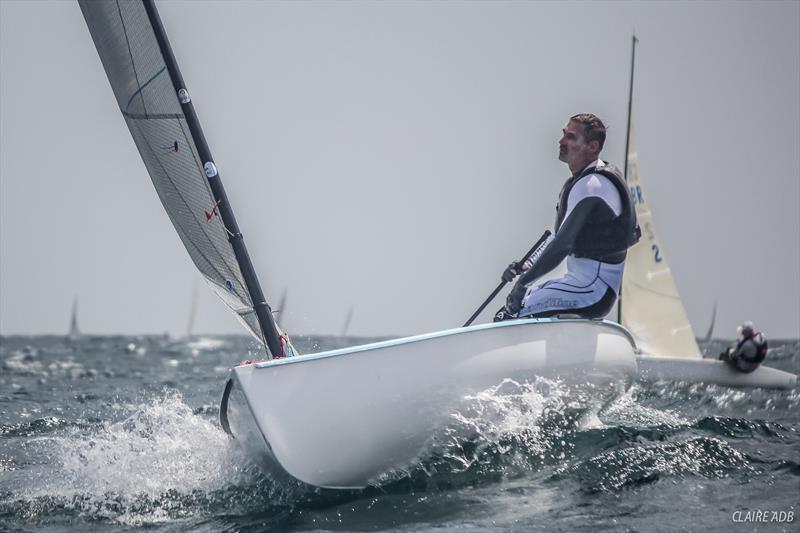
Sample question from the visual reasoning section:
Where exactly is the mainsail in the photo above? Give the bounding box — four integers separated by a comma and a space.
80, 0, 289, 357
620, 130, 701, 358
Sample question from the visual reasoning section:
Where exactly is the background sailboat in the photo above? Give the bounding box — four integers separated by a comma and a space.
275, 289, 287, 329
619, 37, 794, 389
340, 306, 354, 337
626, 135, 793, 388
68, 296, 81, 338
699, 300, 717, 354
185, 280, 198, 338
618, 36, 701, 359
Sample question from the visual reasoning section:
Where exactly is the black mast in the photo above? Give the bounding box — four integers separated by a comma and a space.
623, 34, 638, 181
618, 34, 637, 324
142, 0, 283, 358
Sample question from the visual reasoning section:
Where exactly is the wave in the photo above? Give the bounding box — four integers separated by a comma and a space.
3, 372, 797, 528
2, 392, 280, 526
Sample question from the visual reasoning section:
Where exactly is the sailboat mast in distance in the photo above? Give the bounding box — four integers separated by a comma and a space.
341, 306, 354, 337
79, 0, 287, 358
276, 289, 287, 329
69, 296, 80, 337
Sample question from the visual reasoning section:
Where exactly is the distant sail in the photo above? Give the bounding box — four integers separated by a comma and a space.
340, 306, 354, 337
276, 289, 287, 329
80, 1, 289, 354
620, 129, 701, 358
69, 296, 81, 337
186, 280, 198, 337
702, 300, 717, 344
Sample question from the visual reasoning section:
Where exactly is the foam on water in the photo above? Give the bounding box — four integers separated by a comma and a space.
14, 392, 259, 525
602, 384, 690, 427
378, 377, 620, 486
445, 378, 567, 460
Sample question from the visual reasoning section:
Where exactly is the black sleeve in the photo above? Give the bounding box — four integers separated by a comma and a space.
518, 197, 613, 286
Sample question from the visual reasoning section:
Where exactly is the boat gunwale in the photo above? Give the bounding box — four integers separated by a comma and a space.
251, 318, 638, 370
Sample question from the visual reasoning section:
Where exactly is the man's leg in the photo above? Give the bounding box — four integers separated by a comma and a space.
518, 279, 615, 319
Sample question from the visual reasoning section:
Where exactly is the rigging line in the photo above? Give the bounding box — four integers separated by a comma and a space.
116, 0, 148, 117
125, 66, 168, 113
137, 122, 249, 303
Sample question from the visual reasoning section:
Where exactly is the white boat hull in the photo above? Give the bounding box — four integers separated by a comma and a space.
636, 355, 797, 390
221, 318, 638, 489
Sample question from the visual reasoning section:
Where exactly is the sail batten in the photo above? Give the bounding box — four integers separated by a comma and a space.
80, 0, 288, 356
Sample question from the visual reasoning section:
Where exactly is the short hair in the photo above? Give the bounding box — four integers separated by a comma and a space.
570, 113, 606, 150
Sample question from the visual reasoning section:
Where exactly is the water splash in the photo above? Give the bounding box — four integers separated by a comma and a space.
371, 377, 612, 488
602, 384, 689, 427
444, 378, 567, 464
12, 392, 265, 525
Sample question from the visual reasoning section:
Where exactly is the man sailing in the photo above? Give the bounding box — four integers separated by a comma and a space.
496, 113, 640, 321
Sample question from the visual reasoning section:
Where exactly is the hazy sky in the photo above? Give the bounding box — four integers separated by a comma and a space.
1, 0, 798, 340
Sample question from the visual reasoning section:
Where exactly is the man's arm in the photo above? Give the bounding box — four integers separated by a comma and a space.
517, 196, 613, 286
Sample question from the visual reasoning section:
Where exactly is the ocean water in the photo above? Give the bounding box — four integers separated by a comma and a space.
0, 334, 797, 532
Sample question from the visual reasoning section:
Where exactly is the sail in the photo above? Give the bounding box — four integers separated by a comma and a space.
276, 289, 287, 329
341, 306, 354, 337
79, 1, 285, 353
69, 297, 81, 337
621, 129, 701, 358
185, 280, 198, 337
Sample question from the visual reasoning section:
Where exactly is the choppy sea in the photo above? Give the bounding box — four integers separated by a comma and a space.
0, 334, 797, 532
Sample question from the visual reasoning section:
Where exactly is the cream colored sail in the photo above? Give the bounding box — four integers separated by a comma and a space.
621, 129, 701, 358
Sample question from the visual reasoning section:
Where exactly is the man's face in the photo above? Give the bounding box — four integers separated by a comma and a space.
558, 120, 597, 169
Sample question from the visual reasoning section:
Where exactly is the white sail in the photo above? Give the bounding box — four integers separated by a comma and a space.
80, 0, 294, 357
621, 129, 701, 358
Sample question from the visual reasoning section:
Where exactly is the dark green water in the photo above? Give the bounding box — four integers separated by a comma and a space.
1, 334, 797, 532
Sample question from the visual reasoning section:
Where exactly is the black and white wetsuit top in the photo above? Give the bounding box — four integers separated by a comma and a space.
516, 159, 639, 318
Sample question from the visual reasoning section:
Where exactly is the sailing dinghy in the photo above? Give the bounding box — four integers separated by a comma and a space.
79, 0, 639, 489
618, 37, 795, 391
80, 4, 794, 489
622, 133, 795, 390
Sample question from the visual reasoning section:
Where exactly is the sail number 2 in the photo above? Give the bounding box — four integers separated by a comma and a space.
651, 244, 662, 263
